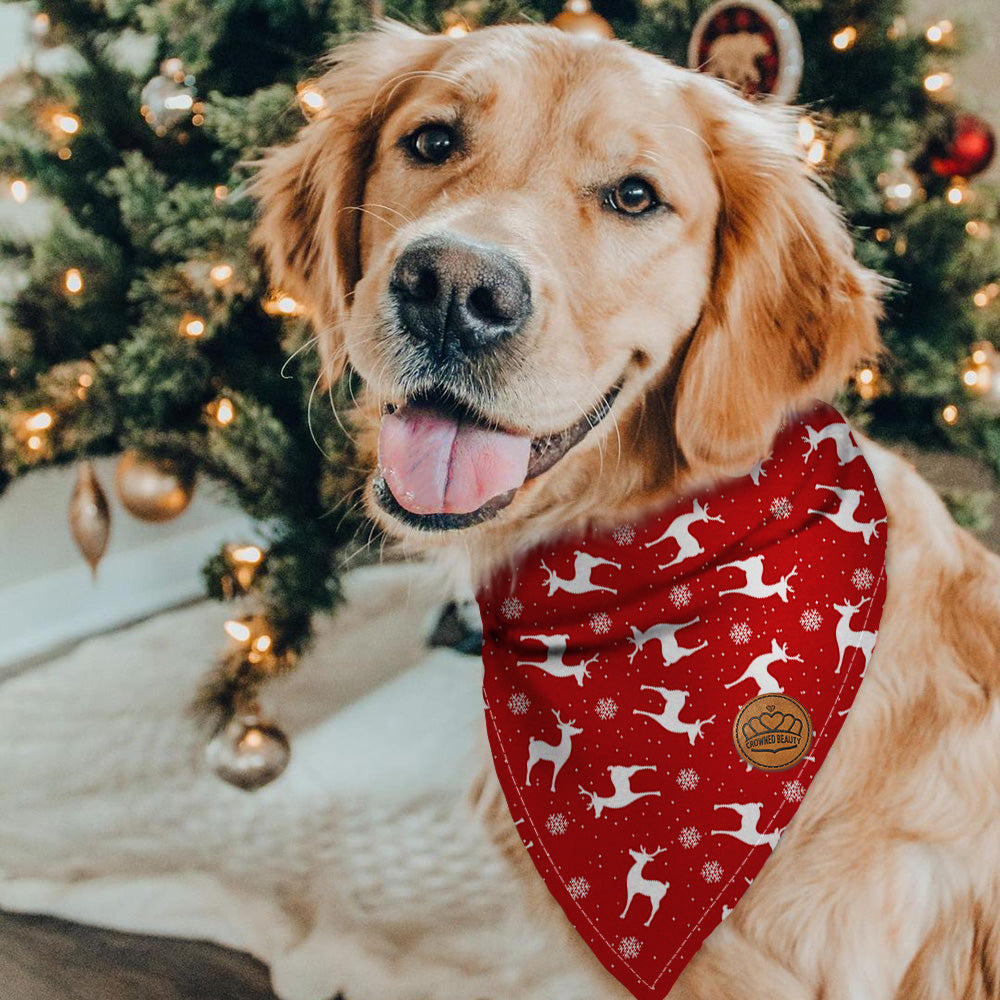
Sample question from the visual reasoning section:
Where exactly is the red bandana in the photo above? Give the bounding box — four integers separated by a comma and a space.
476, 402, 887, 999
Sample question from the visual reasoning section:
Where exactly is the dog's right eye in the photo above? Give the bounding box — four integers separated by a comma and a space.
405, 124, 458, 165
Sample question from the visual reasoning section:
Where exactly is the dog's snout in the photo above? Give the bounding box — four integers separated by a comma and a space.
390, 236, 531, 355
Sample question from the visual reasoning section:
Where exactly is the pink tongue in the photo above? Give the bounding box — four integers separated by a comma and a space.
378, 405, 531, 516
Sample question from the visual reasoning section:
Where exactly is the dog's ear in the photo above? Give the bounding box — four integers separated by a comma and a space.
251, 23, 449, 379
673, 75, 884, 473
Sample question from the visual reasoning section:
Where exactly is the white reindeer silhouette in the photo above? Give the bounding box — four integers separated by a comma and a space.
517, 634, 597, 687
724, 639, 803, 695
712, 802, 782, 850
808, 485, 887, 545
579, 764, 661, 819
802, 423, 863, 466
525, 710, 583, 792
748, 454, 770, 486
832, 596, 879, 673
628, 618, 708, 668
621, 846, 669, 927
716, 555, 798, 603
540, 550, 621, 597
633, 686, 715, 745
644, 499, 724, 568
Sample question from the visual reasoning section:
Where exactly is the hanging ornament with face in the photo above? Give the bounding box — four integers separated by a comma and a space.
689, 0, 803, 102
69, 461, 111, 574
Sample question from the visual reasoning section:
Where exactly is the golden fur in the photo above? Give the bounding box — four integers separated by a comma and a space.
254, 23, 1000, 998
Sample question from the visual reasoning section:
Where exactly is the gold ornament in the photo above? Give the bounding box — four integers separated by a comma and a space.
206, 714, 291, 790
69, 461, 111, 573
115, 450, 195, 522
551, 0, 614, 39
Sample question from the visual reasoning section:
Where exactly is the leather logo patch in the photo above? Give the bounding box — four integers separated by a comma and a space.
733, 694, 813, 771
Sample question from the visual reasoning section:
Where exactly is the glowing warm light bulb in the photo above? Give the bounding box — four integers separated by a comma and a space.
25, 410, 54, 432
972, 348, 988, 365
231, 544, 263, 565
254, 634, 272, 653
923, 71, 952, 94
444, 22, 470, 36
57, 147, 72, 161
874, 228, 892, 243
858, 368, 874, 385
962, 368, 979, 387
832, 26, 857, 50
179, 313, 206, 338
806, 139, 826, 165
297, 85, 326, 114
53, 112, 80, 135
242, 728, 265, 750
215, 397, 235, 425
210, 263, 234, 285
941, 404, 959, 425
797, 117, 816, 147
925, 20, 953, 44
214, 184, 229, 201
64, 268, 83, 294
78, 372, 93, 388
9, 179, 28, 204
27, 435, 43, 451
224, 620, 252, 642
946, 183, 965, 205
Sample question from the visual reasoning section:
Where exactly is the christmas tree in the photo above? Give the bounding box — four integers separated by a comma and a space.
1, 0, 997, 785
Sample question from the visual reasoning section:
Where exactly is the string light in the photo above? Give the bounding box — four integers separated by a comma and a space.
9, 179, 28, 204
25, 410, 54, 432
297, 83, 327, 116
972, 282, 999, 308
941, 403, 959, 425
925, 20, 954, 45
179, 312, 206, 338
966, 220, 990, 238
63, 268, 83, 294
832, 26, 857, 50
27, 435, 44, 451
57, 147, 72, 160
214, 185, 229, 201
52, 111, 80, 135
806, 139, 826, 166
215, 397, 235, 425
923, 71, 953, 95
263, 291, 306, 316
224, 619, 252, 642
78, 372, 93, 388
874, 228, 892, 243
946, 179, 966, 205
230, 544, 263, 565
854, 366, 880, 401
210, 263, 234, 286
972, 347, 989, 366
963, 342, 996, 395
797, 117, 816, 147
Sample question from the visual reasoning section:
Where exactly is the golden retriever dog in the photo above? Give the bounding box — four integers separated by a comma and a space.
254, 22, 1000, 999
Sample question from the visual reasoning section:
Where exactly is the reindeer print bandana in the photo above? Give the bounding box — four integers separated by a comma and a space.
476, 402, 888, 999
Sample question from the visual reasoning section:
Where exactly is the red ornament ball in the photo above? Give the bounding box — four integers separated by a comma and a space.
929, 113, 996, 179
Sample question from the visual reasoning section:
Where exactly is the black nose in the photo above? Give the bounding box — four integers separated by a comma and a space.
390, 236, 532, 355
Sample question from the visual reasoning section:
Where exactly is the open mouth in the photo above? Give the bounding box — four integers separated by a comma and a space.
373, 380, 622, 531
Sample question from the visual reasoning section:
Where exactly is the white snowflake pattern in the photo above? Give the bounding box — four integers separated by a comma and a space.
590, 611, 612, 635
677, 767, 700, 791
783, 779, 806, 803
800, 608, 823, 631
546, 812, 569, 836
669, 583, 692, 608
619, 936, 642, 960
770, 496, 793, 520
852, 567, 875, 590
567, 876, 591, 900
507, 691, 531, 715
612, 524, 636, 547
730, 621, 753, 645
678, 826, 701, 849
501, 596, 523, 620
701, 859, 724, 884
595, 697, 618, 721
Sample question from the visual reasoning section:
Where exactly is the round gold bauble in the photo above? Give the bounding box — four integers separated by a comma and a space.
115, 450, 194, 522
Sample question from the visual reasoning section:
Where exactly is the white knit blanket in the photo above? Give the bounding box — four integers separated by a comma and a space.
0, 564, 611, 1000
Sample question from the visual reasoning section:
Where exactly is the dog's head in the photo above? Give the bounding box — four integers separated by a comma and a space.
253, 23, 881, 557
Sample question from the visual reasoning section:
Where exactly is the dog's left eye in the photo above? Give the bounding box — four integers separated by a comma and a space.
405, 124, 458, 165
607, 176, 660, 216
